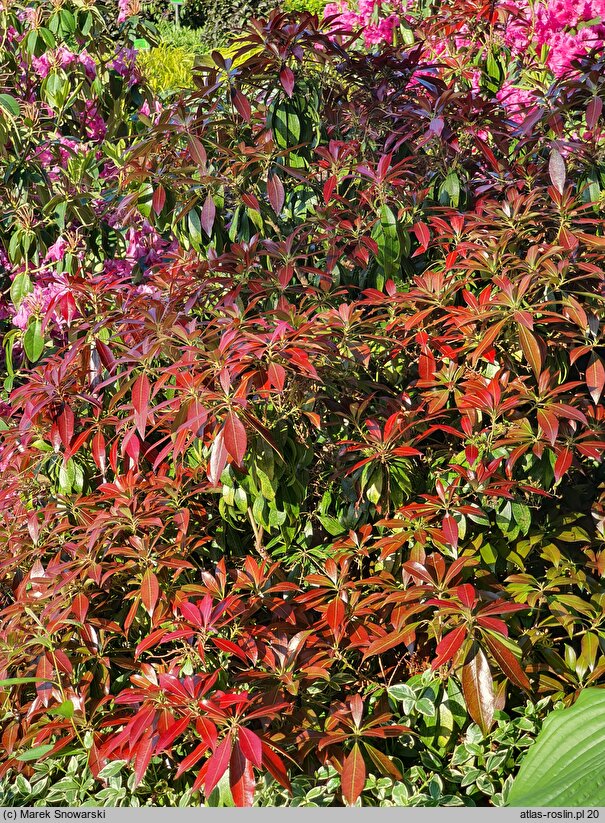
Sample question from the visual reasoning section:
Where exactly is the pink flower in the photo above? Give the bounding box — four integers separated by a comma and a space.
118, 0, 132, 23
56, 46, 77, 68
497, 82, 538, 122
83, 100, 107, 142
11, 279, 74, 330
32, 53, 52, 78
78, 50, 97, 80
44, 237, 69, 264
110, 47, 139, 85
324, 0, 409, 45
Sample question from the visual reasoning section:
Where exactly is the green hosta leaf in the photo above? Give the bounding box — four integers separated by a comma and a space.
508, 688, 605, 806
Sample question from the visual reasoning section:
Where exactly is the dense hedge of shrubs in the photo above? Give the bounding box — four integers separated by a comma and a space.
1, 0, 605, 808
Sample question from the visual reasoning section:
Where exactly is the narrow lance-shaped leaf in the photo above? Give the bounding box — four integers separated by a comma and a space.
205, 737, 232, 798
224, 411, 247, 466
461, 641, 495, 736
140, 570, 159, 617
432, 625, 467, 670
201, 193, 216, 236
481, 631, 531, 692
549, 148, 566, 194
229, 741, 255, 807
518, 324, 543, 378
340, 742, 366, 806
132, 373, 150, 440
267, 173, 285, 215
586, 351, 605, 404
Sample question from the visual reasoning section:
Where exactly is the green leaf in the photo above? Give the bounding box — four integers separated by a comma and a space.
0, 677, 46, 687
439, 172, 460, 208
16, 744, 55, 762
23, 318, 44, 362
372, 204, 401, 281
508, 688, 605, 806
511, 502, 531, 536
48, 700, 74, 718
388, 683, 415, 702
0, 93, 20, 118
10, 272, 33, 307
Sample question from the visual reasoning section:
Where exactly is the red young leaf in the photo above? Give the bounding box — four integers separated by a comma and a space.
586, 351, 605, 404
152, 185, 166, 215
188, 135, 207, 167
232, 89, 251, 122
238, 727, 262, 767
586, 97, 603, 130
224, 411, 247, 466
140, 570, 159, 617
134, 731, 154, 786
156, 717, 191, 753
268, 362, 286, 391
363, 742, 402, 780
481, 632, 531, 692
230, 741, 256, 807
261, 742, 291, 792
326, 597, 345, 634
132, 373, 151, 440
71, 593, 89, 623
537, 408, 558, 445
432, 625, 467, 669
554, 446, 573, 483
135, 628, 167, 657
341, 742, 366, 806
279, 66, 295, 97
267, 173, 285, 214
204, 737, 232, 797
362, 629, 408, 660
518, 325, 543, 379
176, 740, 211, 778
412, 221, 430, 250
442, 514, 458, 550
57, 407, 74, 449
201, 193, 216, 237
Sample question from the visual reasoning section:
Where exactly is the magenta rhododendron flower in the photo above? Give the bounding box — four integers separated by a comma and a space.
324, 0, 409, 46
11, 278, 75, 331
44, 237, 69, 264
83, 100, 107, 142
496, 82, 538, 122
78, 50, 96, 79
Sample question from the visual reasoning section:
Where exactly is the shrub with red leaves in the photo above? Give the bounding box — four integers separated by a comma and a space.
1, 3, 605, 808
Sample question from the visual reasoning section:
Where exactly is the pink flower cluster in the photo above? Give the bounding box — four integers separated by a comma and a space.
11, 278, 75, 331
118, 0, 141, 23
505, 0, 605, 75
496, 82, 538, 122
32, 47, 96, 80
324, 0, 408, 46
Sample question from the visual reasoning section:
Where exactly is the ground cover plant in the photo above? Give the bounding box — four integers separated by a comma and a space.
1, 0, 605, 808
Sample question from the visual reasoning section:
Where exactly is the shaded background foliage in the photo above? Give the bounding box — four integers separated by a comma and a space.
1, 0, 605, 808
